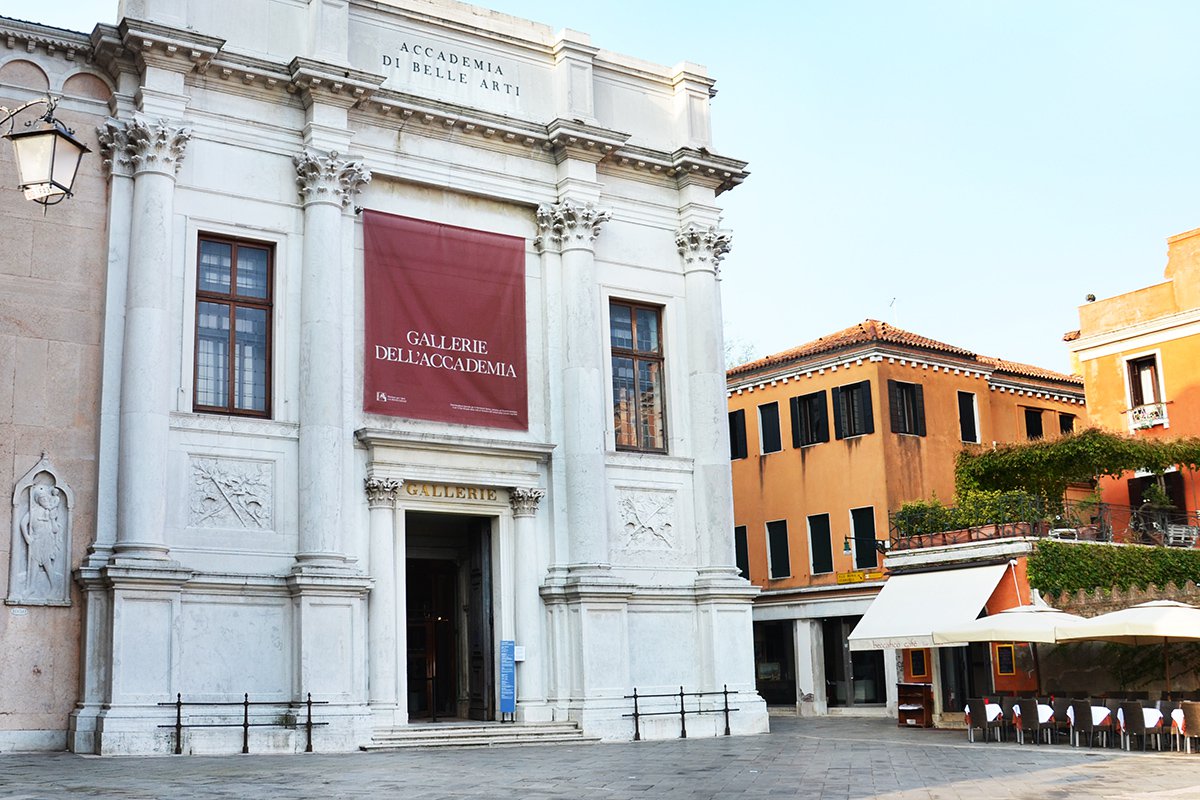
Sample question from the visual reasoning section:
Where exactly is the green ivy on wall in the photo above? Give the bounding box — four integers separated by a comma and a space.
955, 427, 1200, 503
1028, 539, 1200, 596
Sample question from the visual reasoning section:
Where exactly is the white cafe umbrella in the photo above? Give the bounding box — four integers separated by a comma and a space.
1054, 600, 1200, 694
934, 604, 1086, 695
932, 605, 1085, 645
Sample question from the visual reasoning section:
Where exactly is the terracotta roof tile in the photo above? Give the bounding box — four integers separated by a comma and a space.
727, 319, 1082, 387
727, 320, 974, 376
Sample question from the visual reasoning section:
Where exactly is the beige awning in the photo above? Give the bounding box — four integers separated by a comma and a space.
848, 563, 1010, 651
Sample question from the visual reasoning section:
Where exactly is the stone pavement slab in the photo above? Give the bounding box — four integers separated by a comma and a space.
2, 717, 1200, 799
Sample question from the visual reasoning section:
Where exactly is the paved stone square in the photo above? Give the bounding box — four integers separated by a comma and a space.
2, 716, 1199, 799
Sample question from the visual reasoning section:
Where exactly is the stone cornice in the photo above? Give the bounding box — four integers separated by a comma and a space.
287, 57, 386, 109
0, 16, 92, 61
671, 147, 749, 195
117, 18, 224, 74
544, 118, 629, 164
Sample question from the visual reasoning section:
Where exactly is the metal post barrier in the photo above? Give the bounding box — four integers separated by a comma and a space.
242, 693, 250, 754
631, 688, 641, 741
622, 686, 740, 742
173, 693, 183, 755
305, 693, 314, 753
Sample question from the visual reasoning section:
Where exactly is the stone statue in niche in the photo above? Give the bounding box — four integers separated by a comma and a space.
7, 453, 73, 606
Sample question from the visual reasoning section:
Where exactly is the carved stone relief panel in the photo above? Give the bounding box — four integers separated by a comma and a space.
615, 488, 677, 553
188, 456, 275, 531
8, 453, 74, 606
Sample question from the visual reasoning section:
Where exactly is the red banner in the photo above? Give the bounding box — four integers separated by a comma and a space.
363, 211, 527, 429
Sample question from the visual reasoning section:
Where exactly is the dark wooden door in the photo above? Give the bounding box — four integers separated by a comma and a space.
466, 521, 494, 720
406, 559, 457, 720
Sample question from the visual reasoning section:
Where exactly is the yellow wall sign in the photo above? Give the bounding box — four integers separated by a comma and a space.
405, 483, 499, 501
836, 570, 885, 585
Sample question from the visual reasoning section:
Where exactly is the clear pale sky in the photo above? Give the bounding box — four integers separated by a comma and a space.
7, 0, 1200, 374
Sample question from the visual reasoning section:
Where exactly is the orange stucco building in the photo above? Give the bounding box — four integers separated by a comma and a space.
727, 320, 1085, 718
1068, 226, 1200, 524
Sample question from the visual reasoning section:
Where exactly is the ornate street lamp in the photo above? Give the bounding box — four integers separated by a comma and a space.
1, 95, 90, 206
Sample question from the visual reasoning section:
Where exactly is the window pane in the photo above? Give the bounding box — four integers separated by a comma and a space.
637, 359, 665, 449
609, 303, 633, 350
635, 307, 659, 353
234, 307, 269, 412
612, 356, 636, 447
958, 391, 978, 443
199, 241, 232, 294
195, 301, 230, 407
236, 246, 270, 299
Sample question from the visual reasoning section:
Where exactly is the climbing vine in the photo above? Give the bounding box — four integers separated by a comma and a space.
955, 427, 1200, 502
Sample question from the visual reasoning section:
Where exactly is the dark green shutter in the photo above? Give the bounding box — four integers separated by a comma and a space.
858, 381, 874, 435
888, 380, 902, 433
914, 383, 926, 436
832, 386, 846, 440
813, 391, 830, 443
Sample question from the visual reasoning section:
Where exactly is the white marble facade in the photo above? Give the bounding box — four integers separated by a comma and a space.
5, 0, 767, 754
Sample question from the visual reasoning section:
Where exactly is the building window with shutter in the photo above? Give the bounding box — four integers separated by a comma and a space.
611, 301, 666, 452
759, 402, 782, 454
790, 391, 829, 447
728, 409, 747, 459
194, 235, 273, 417
1127, 355, 1161, 408
958, 391, 979, 443
832, 380, 874, 439
766, 520, 790, 579
734, 526, 749, 579
808, 513, 833, 574
1024, 408, 1044, 440
888, 380, 925, 436
850, 506, 877, 570
1059, 413, 1075, 435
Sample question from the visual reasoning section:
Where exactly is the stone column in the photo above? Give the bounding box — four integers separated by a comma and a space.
509, 487, 547, 712
365, 477, 401, 725
676, 224, 737, 574
535, 201, 611, 570
293, 150, 370, 568
111, 119, 191, 560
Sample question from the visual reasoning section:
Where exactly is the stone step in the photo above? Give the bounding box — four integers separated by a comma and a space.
362, 722, 599, 750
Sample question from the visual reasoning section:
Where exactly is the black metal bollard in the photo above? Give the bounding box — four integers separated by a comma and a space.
242, 693, 250, 754
305, 693, 314, 753
723, 685, 731, 736
679, 686, 687, 739
632, 688, 641, 741
174, 693, 183, 755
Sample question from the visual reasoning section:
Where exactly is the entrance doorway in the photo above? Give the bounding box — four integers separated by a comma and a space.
823, 616, 885, 706
405, 512, 494, 721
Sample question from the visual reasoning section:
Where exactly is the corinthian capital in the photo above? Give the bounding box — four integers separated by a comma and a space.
508, 487, 546, 518
534, 199, 611, 253
676, 224, 732, 274
103, 118, 191, 177
293, 149, 371, 208
364, 477, 401, 508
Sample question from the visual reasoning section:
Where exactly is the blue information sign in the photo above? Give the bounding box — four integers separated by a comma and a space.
500, 639, 516, 714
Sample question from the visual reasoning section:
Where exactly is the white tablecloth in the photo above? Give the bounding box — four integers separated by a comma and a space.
1172, 707, 1185, 733
1012, 703, 1054, 724
1115, 707, 1163, 732
984, 702, 1002, 722
1066, 705, 1111, 726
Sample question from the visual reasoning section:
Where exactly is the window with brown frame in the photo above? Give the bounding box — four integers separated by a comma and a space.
193, 234, 273, 417
610, 300, 666, 452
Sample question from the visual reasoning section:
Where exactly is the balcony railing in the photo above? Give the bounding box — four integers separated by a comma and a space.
888, 500, 1200, 552
1130, 402, 1168, 429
